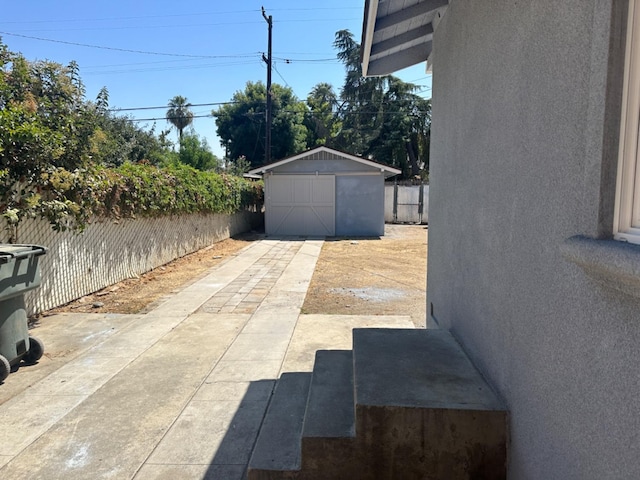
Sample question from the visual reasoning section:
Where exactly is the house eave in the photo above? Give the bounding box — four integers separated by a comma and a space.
361, 0, 449, 77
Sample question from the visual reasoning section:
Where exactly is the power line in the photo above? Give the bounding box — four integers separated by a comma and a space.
7, 18, 358, 33
82, 54, 339, 75
132, 114, 214, 122
0, 31, 260, 59
272, 56, 339, 63
82, 59, 261, 76
0, 7, 361, 25
9, 21, 265, 33
272, 62, 291, 88
109, 101, 238, 113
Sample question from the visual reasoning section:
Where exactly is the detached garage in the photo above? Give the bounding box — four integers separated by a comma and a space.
248, 146, 400, 237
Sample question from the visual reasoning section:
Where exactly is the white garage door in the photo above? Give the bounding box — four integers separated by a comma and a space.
266, 175, 335, 236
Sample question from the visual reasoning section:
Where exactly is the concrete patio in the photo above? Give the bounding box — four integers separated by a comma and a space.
0, 237, 413, 479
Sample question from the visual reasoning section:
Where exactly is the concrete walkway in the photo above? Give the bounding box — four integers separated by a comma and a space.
0, 238, 413, 480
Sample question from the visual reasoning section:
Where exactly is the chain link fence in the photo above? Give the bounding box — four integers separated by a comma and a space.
1, 212, 262, 316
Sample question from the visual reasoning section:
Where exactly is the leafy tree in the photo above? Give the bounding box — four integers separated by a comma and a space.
213, 81, 308, 168
305, 82, 340, 147
0, 49, 90, 179
177, 132, 220, 171
0, 40, 177, 230
225, 155, 252, 176
87, 89, 172, 167
366, 77, 431, 177
332, 30, 388, 156
331, 30, 431, 179
166, 95, 193, 143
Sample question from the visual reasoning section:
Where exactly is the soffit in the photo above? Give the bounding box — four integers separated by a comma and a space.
361, 0, 449, 76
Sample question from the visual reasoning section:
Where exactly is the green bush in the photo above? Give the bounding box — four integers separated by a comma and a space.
1, 162, 263, 237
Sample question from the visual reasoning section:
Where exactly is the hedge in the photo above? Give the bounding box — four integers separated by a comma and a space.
1, 162, 263, 238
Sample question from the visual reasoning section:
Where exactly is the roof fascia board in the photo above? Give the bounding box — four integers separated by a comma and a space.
248, 146, 401, 176
361, 0, 380, 77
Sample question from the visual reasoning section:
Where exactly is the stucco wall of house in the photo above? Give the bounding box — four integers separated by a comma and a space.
336, 175, 385, 236
428, 1, 639, 478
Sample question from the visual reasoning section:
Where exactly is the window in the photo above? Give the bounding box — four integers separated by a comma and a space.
615, 0, 640, 245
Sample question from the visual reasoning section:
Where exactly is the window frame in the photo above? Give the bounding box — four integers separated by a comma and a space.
615, 0, 640, 245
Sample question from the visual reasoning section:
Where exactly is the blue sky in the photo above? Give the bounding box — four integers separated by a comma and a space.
1, 1, 432, 158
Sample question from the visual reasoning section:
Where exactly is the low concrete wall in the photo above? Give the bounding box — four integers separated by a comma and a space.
1, 212, 262, 315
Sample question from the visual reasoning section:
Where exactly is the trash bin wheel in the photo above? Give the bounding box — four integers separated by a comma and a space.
23, 336, 44, 364
0, 355, 10, 382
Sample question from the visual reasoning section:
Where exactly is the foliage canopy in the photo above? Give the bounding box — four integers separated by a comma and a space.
0, 40, 260, 238
214, 30, 431, 179
214, 81, 308, 169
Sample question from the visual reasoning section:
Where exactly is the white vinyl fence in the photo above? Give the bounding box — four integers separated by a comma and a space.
385, 184, 429, 224
1, 211, 262, 315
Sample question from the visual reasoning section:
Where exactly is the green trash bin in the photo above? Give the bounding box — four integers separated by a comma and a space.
0, 244, 47, 382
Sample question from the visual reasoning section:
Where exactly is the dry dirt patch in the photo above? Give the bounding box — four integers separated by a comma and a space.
302, 224, 428, 327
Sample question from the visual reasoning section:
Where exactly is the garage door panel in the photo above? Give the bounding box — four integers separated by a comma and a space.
293, 179, 312, 203
270, 181, 292, 203
269, 206, 294, 234
266, 175, 335, 236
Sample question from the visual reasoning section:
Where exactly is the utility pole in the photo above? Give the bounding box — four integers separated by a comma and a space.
262, 7, 273, 165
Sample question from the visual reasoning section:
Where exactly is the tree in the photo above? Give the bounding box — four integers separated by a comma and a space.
331, 30, 431, 179
305, 82, 339, 147
177, 132, 220, 171
332, 30, 389, 156
213, 81, 308, 168
0, 48, 91, 178
166, 95, 193, 144
366, 77, 431, 177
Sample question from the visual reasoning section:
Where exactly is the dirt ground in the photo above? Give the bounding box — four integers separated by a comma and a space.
43, 225, 428, 326
302, 224, 428, 327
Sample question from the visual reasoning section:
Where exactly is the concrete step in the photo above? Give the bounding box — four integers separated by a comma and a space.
302, 350, 355, 439
300, 350, 356, 477
352, 328, 508, 480
247, 372, 311, 480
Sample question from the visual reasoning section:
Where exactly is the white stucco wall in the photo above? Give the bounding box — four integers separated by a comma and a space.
428, 1, 638, 478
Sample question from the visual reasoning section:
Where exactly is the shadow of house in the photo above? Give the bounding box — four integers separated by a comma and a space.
203, 380, 275, 480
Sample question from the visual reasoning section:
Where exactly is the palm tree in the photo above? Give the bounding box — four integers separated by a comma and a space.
166, 95, 193, 144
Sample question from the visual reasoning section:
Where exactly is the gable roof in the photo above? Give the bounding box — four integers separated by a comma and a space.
361, 0, 449, 76
247, 146, 401, 177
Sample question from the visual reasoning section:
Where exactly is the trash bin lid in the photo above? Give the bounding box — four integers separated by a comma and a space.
0, 245, 47, 263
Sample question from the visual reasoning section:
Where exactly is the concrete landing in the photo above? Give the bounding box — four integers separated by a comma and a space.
353, 328, 504, 410
353, 328, 508, 480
